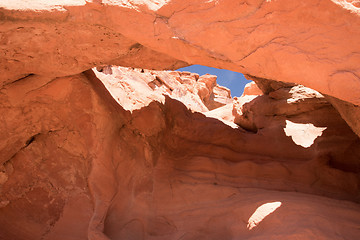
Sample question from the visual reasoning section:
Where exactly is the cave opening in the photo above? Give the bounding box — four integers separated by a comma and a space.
1, 1, 360, 239
176, 65, 251, 97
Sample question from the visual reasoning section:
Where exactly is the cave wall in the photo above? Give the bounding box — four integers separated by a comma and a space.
1, 68, 360, 239
1, 0, 360, 136
1, 1, 360, 239
1, 0, 360, 105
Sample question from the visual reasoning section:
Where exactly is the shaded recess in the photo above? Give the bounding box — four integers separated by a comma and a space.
0, 65, 360, 240
0, 0, 360, 238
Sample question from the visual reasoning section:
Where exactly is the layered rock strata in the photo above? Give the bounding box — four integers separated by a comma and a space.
2, 0, 360, 136
0, 67, 359, 240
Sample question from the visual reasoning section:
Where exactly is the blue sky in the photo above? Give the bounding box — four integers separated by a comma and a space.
177, 65, 250, 97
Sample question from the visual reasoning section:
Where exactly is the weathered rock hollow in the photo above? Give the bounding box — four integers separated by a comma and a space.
1, 1, 360, 239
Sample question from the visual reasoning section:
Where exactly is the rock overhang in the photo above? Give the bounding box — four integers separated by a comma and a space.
1, 1, 360, 239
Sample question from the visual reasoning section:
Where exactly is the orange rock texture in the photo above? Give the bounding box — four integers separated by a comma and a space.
1, 0, 360, 135
0, 1, 360, 239
0, 0, 359, 103
1, 67, 360, 240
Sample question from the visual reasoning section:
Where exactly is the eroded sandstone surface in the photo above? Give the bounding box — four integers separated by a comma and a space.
1, 0, 360, 136
0, 0, 360, 104
1, 67, 360, 240
1, 1, 360, 239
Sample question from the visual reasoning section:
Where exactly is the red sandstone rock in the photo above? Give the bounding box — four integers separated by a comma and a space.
2, 0, 360, 136
242, 81, 263, 96
0, 67, 360, 239
1, 1, 360, 239
93, 66, 232, 113
0, 0, 360, 107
